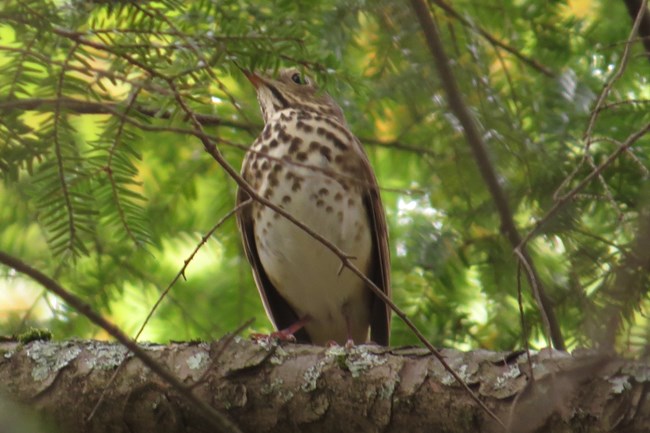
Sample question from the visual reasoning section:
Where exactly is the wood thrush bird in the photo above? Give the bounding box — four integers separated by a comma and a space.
236, 68, 390, 345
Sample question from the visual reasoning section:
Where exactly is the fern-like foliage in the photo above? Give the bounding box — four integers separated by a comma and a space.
0, 0, 649, 354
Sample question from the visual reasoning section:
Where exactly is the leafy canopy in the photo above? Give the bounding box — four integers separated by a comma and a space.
0, 0, 649, 353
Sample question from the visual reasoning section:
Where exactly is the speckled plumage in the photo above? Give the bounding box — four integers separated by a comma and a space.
236, 68, 390, 346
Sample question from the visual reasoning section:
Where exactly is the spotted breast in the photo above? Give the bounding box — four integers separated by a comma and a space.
236, 68, 391, 346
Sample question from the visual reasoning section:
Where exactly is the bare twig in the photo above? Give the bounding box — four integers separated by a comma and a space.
0, 96, 257, 131
584, 0, 647, 145
513, 247, 552, 351
597, 98, 650, 112
141, 200, 252, 339
516, 263, 534, 380
0, 250, 243, 433
0, 96, 431, 156
583, 136, 650, 198
599, 198, 650, 350
87, 201, 250, 421
622, 0, 650, 60
553, 0, 647, 201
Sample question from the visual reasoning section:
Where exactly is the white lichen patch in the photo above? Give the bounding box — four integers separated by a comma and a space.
276, 389, 294, 404
441, 363, 471, 386
302, 346, 387, 391
530, 360, 551, 378
344, 348, 387, 378
493, 364, 521, 389
186, 351, 209, 370
302, 345, 347, 391
260, 377, 284, 395
139, 342, 166, 351
26, 341, 81, 381
621, 364, 650, 382
325, 345, 347, 357
378, 379, 397, 400
302, 362, 326, 392
269, 346, 289, 365
608, 376, 631, 394
84, 341, 130, 370
254, 336, 279, 351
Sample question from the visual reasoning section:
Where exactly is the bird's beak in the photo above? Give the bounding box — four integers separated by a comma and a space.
244, 70, 263, 89
237, 64, 263, 89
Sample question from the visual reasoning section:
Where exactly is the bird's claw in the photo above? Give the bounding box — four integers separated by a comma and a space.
325, 338, 356, 349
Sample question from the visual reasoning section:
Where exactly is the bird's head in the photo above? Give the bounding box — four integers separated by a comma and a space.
241, 67, 346, 125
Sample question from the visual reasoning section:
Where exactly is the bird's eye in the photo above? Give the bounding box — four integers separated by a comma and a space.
291, 73, 303, 84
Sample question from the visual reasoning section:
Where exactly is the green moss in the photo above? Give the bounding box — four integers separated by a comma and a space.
17, 328, 53, 344
335, 353, 348, 370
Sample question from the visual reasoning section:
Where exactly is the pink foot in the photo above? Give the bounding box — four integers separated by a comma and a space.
251, 314, 311, 344
325, 339, 355, 349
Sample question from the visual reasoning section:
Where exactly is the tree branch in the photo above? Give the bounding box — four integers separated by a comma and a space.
3, 339, 644, 433
0, 251, 243, 433
409, 0, 565, 350
429, 0, 554, 77
623, 0, 650, 61
0, 97, 433, 156
519, 122, 650, 247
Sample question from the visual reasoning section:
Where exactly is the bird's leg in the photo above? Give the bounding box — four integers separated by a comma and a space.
251, 314, 311, 343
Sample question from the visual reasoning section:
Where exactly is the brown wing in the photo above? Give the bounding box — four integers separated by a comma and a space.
354, 138, 391, 346
235, 161, 311, 343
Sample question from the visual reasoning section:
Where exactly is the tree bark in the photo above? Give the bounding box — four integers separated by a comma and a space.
1, 338, 649, 433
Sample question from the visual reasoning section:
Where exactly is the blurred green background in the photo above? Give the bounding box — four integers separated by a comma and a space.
1, 0, 649, 353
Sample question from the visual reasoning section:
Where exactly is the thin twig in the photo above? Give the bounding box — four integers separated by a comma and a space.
0, 97, 257, 131
0, 96, 432, 156
0, 251, 243, 433
513, 247, 552, 350
584, 0, 647, 144
87, 201, 250, 421
553, 0, 647, 201
429, 0, 554, 77
131, 4, 252, 123
597, 98, 650, 111
516, 263, 534, 380
519, 122, 650, 247
622, 0, 650, 61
